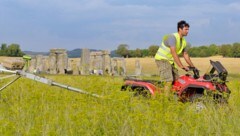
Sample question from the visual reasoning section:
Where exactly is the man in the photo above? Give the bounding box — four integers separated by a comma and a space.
155, 20, 196, 92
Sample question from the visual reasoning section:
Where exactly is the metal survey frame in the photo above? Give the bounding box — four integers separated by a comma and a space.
0, 68, 102, 98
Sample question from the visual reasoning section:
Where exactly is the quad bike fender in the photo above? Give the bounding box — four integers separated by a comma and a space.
121, 80, 161, 95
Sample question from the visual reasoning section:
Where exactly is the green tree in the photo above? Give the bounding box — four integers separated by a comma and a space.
6, 44, 25, 57
0, 43, 7, 56
135, 48, 142, 57
189, 44, 220, 57
188, 47, 199, 57
141, 49, 149, 57
116, 44, 129, 58
219, 44, 232, 57
232, 42, 240, 57
198, 46, 210, 57
148, 45, 159, 57
209, 44, 219, 56
128, 50, 135, 58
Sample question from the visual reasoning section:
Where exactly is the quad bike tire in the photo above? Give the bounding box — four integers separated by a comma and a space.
189, 93, 204, 102
189, 93, 206, 112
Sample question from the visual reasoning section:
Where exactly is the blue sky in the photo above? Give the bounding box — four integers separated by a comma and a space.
0, 0, 240, 52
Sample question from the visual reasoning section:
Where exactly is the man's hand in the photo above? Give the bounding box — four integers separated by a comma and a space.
182, 66, 190, 71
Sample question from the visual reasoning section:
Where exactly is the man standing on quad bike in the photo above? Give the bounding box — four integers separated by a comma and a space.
155, 20, 196, 92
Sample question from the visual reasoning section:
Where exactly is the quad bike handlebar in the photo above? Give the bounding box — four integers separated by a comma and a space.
184, 66, 200, 79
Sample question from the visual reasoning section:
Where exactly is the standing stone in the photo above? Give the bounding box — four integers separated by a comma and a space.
72, 63, 79, 75
42, 56, 50, 73
111, 58, 118, 76
89, 50, 111, 75
135, 59, 142, 76
90, 51, 103, 72
102, 50, 111, 75
49, 49, 68, 74
110, 58, 126, 76
80, 48, 90, 75
96, 53, 103, 70
49, 51, 57, 74
57, 53, 65, 74
29, 56, 49, 74
29, 58, 36, 73
36, 55, 43, 73
68, 58, 79, 75
63, 50, 68, 72
120, 58, 126, 76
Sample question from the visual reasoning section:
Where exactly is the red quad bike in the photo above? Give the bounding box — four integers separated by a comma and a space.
121, 60, 231, 103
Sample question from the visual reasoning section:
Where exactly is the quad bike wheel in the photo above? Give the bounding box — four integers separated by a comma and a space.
188, 93, 206, 112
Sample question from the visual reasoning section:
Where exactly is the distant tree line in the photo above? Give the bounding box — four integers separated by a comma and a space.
1, 42, 240, 58
0, 43, 25, 57
115, 42, 240, 58
115, 44, 159, 58
188, 43, 240, 57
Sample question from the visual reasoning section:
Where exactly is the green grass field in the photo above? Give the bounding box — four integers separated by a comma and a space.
0, 57, 240, 135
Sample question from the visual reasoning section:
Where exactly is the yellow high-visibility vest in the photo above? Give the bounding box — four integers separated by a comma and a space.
155, 33, 187, 66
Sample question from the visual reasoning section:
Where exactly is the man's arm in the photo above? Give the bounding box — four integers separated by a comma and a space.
183, 51, 194, 67
170, 46, 189, 70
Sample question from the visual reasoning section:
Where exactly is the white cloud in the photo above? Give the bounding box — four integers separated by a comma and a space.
1, 0, 240, 51
228, 2, 240, 11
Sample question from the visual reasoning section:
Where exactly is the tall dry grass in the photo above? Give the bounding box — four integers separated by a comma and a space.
125, 57, 240, 76
0, 75, 239, 135
0, 56, 239, 135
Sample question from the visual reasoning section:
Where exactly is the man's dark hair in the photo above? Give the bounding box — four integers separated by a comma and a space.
177, 20, 190, 31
